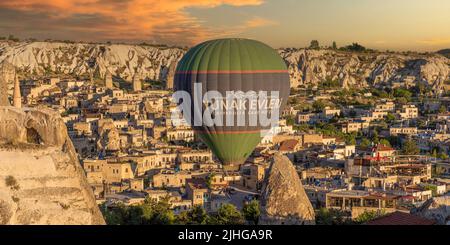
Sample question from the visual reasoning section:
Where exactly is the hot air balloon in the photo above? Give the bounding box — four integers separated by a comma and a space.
174, 38, 290, 170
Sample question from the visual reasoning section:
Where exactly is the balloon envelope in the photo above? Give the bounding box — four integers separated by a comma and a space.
174, 38, 290, 169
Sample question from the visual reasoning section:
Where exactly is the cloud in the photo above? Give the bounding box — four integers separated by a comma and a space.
417, 38, 450, 46
206, 16, 278, 39
0, 0, 265, 45
242, 17, 278, 28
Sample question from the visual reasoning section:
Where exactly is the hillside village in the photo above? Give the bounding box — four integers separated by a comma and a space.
0, 41, 449, 225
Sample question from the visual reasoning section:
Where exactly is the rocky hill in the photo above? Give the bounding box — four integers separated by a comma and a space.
0, 106, 105, 224
281, 48, 450, 94
438, 49, 450, 59
0, 41, 184, 83
1, 41, 449, 94
259, 153, 315, 225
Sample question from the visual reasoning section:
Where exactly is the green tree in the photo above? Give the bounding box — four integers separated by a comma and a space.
354, 210, 385, 224
294, 123, 312, 132
360, 138, 371, 149
329, 115, 340, 123
371, 130, 379, 144
176, 205, 210, 225
438, 105, 447, 114
341, 43, 366, 52
332, 41, 337, 50
101, 196, 176, 225
214, 204, 245, 225
393, 88, 412, 100
100, 203, 127, 225
432, 148, 438, 158
312, 100, 326, 112
438, 152, 449, 160
379, 139, 391, 147
396, 97, 408, 105
286, 115, 295, 126
205, 173, 216, 189
402, 139, 420, 155
315, 208, 353, 225
423, 184, 438, 197
345, 134, 356, 145
320, 77, 341, 89
146, 196, 175, 224
127, 205, 148, 225
386, 113, 396, 123
242, 200, 260, 225
309, 40, 320, 50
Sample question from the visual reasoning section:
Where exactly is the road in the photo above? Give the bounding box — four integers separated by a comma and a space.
227, 185, 259, 209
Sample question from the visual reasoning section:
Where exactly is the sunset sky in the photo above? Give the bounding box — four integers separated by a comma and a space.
0, 0, 449, 51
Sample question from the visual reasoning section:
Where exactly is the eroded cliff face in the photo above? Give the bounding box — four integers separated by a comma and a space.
0, 41, 184, 83
413, 196, 450, 225
1, 41, 449, 95
281, 49, 450, 93
259, 153, 315, 225
0, 106, 105, 224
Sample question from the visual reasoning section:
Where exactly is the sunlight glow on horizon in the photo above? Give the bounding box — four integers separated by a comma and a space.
0, 0, 449, 51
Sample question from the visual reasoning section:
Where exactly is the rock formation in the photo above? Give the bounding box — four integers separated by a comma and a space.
280, 49, 450, 94
0, 76, 8, 106
12, 75, 21, 108
0, 106, 105, 224
1, 41, 449, 95
438, 49, 450, 59
104, 70, 113, 89
0, 41, 184, 84
259, 153, 315, 225
132, 73, 142, 92
0, 62, 15, 106
412, 196, 449, 225
165, 60, 178, 90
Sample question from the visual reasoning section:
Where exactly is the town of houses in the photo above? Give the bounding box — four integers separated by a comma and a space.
13, 70, 450, 222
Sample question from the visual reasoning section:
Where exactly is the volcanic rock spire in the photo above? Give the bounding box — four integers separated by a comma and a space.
132, 73, 142, 92
0, 75, 9, 106
13, 75, 21, 108
259, 153, 316, 225
105, 70, 113, 89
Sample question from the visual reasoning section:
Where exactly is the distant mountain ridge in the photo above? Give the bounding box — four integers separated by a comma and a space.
438, 49, 450, 59
0, 41, 449, 95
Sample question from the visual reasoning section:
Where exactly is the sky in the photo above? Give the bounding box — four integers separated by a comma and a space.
0, 0, 449, 51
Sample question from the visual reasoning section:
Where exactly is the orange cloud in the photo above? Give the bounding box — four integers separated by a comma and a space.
0, 0, 265, 44
243, 17, 278, 28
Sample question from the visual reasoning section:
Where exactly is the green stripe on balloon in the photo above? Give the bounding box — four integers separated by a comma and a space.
176, 39, 287, 72
174, 38, 290, 169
